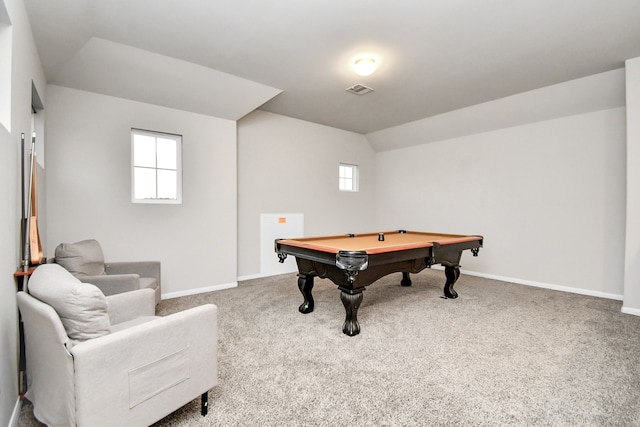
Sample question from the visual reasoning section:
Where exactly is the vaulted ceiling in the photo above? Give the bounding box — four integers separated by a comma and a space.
24, 0, 640, 135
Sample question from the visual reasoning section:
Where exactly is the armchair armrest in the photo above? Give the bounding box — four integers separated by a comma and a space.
106, 288, 156, 324
71, 304, 218, 427
82, 274, 140, 296
105, 261, 161, 285
17, 292, 77, 426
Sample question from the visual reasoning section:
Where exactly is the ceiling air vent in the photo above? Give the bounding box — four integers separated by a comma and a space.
346, 84, 373, 95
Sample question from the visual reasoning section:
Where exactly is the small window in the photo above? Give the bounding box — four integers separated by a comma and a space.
131, 129, 182, 204
339, 163, 358, 192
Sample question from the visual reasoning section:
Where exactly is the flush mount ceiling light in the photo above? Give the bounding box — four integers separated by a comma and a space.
353, 57, 377, 77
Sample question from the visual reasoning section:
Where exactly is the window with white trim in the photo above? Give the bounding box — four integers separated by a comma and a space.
339, 163, 358, 192
131, 129, 182, 204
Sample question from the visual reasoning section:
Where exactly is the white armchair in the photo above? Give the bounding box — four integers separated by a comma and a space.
18, 264, 218, 427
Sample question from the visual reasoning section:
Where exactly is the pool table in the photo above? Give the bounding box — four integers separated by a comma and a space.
275, 230, 483, 336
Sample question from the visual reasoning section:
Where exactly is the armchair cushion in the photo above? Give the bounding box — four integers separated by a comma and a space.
29, 264, 110, 343
55, 239, 106, 277
106, 288, 156, 325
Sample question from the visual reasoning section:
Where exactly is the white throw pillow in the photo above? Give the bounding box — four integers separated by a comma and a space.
29, 264, 110, 342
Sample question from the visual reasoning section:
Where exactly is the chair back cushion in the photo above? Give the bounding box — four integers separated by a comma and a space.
55, 239, 107, 277
29, 264, 111, 343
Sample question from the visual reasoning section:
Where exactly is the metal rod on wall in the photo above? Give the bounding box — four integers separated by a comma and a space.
20, 133, 28, 272
21, 133, 35, 273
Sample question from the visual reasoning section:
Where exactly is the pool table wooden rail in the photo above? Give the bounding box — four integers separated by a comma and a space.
275, 230, 479, 254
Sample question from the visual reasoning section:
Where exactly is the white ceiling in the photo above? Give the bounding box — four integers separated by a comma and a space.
23, 0, 640, 135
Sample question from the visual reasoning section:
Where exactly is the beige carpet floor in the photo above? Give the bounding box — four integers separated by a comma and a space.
19, 269, 640, 426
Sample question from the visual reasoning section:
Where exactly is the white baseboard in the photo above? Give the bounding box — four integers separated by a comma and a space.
458, 268, 624, 301
161, 281, 237, 300
237, 271, 296, 282
621, 306, 640, 316
161, 272, 300, 300
237, 272, 269, 282
9, 397, 22, 427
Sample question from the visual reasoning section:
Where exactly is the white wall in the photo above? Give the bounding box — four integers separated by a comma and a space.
0, 0, 46, 424
375, 75, 627, 298
45, 85, 238, 297
624, 56, 640, 314
237, 110, 377, 278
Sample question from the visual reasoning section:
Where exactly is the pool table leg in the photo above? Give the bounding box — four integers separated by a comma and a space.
340, 290, 363, 336
400, 272, 412, 286
443, 265, 460, 299
298, 274, 315, 313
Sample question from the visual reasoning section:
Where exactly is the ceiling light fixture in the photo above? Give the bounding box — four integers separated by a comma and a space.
353, 57, 377, 77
